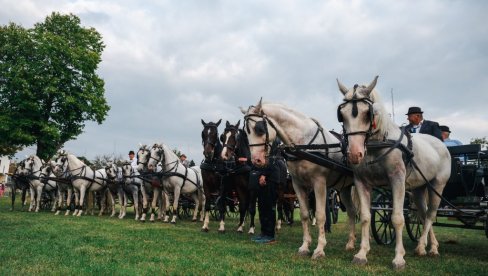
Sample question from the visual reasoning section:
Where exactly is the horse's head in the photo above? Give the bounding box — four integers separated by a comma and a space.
221, 120, 241, 161
105, 161, 118, 179
21, 155, 43, 175
121, 161, 133, 178
241, 98, 278, 167
136, 145, 150, 173
41, 161, 54, 177
201, 119, 222, 161
336, 75, 380, 165
53, 150, 69, 176
148, 143, 164, 172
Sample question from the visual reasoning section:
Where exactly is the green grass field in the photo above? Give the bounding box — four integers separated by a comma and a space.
0, 196, 487, 275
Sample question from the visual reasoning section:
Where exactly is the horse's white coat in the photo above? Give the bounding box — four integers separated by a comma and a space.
242, 101, 357, 259
337, 76, 451, 269
147, 143, 206, 224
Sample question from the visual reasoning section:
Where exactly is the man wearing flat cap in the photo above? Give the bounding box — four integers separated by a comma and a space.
440, 125, 462, 146
405, 106, 442, 140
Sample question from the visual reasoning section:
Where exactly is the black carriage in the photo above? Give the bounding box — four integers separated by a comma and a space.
370, 144, 488, 245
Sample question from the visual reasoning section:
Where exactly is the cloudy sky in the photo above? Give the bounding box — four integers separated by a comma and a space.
3, 0, 488, 162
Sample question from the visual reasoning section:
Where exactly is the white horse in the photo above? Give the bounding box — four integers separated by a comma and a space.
336, 76, 451, 269
136, 145, 164, 222
104, 162, 126, 218
48, 160, 77, 216
241, 99, 357, 259
19, 155, 58, 212
120, 161, 143, 220
53, 150, 111, 217
146, 143, 206, 224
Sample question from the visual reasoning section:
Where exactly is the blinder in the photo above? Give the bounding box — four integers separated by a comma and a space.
337, 98, 374, 123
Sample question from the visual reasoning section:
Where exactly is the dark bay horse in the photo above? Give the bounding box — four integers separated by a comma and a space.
220, 120, 256, 234
10, 160, 30, 211
200, 119, 224, 232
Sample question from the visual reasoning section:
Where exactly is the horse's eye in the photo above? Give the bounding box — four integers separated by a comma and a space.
254, 121, 266, 136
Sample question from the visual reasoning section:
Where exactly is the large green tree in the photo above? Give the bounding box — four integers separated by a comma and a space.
0, 12, 109, 159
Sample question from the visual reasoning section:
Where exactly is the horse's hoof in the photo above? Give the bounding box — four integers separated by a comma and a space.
345, 245, 355, 251
428, 251, 440, 257
297, 249, 310, 256
352, 256, 367, 266
392, 260, 406, 270
170, 221, 176, 224
414, 248, 427, 256
192, 219, 197, 222
218, 230, 226, 234
201, 228, 209, 232
311, 250, 325, 260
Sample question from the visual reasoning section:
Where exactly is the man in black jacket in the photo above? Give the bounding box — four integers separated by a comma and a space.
250, 138, 286, 244
404, 106, 442, 140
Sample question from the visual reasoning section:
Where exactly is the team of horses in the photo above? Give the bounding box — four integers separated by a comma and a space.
8, 76, 451, 270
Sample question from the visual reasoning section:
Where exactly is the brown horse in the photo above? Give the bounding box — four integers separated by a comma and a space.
220, 120, 255, 234
200, 119, 225, 232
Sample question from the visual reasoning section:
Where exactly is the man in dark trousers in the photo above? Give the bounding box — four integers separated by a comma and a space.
404, 106, 442, 140
250, 138, 286, 244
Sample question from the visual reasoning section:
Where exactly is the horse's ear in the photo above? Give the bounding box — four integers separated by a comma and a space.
239, 106, 247, 115
216, 119, 221, 127
201, 119, 207, 125
255, 97, 263, 114
365, 75, 379, 95
226, 121, 230, 128
337, 78, 349, 95
236, 120, 240, 128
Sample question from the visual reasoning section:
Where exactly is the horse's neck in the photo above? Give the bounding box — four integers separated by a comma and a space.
161, 145, 179, 170
263, 105, 335, 145
236, 131, 250, 159
67, 154, 91, 175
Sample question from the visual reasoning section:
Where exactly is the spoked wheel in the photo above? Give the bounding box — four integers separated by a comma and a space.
371, 191, 395, 245
329, 189, 339, 224
405, 193, 424, 242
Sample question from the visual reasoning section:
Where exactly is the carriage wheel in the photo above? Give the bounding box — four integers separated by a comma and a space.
405, 209, 423, 242
459, 216, 478, 227
40, 194, 53, 210
405, 193, 424, 242
329, 190, 339, 224
371, 192, 395, 245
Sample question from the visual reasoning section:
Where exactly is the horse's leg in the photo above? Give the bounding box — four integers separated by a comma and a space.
352, 179, 372, 266
201, 188, 211, 232
162, 190, 170, 222
139, 184, 148, 222
412, 187, 428, 256
76, 186, 87, 217
132, 188, 140, 220
294, 184, 312, 256
390, 177, 407, 270
55, 188, 63, 215
171, 187, 181, 224
28, 186, 35, 212
276, 186, 284, 232
119, 191, 126, 219
312, 180, 327, 260
218, 178, 228, 233
248, 190, 257, 234
150, 188, 159, 222
10, 184, 16, 211
65, 188, 72, 216
199, 190, 206, 222
340, 185, 357, 251
21, 188, 28, 210
424, 181, 444, 257
50, 190, 58, 212
35, 185, 43, 212
191, 192, 200, 222
236, 179, 248, 233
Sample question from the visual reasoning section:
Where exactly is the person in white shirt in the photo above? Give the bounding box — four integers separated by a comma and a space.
128, 150, 137, 169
